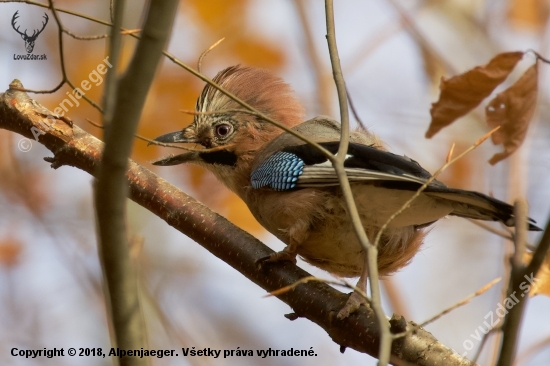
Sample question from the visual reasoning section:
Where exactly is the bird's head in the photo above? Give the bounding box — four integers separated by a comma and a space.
153, 65, 304, 192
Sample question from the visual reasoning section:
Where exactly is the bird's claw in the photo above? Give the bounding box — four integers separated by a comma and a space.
337, 291, 368, 319
256, 251, 297, 269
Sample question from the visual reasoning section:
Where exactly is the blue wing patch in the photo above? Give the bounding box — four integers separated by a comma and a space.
251, 152, 304, 191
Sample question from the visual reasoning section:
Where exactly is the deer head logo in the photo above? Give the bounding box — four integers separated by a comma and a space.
11, 11, 49, 54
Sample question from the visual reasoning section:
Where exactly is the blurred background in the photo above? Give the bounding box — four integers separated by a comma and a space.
0, 0, 550, 365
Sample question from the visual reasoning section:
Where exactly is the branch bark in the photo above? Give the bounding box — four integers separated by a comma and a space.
0, 83, 475, 366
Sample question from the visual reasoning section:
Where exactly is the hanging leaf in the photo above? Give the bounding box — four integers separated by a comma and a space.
486, 63, 538, 165
426, 52, 524, 138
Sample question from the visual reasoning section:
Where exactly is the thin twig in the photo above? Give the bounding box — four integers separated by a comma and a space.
384, 0, 458, 75
66, 79, 103, 112
121, 29, 141, 35
374, 127, 501, 250
293, 0, 332, 116
467, 219, 536, 251
347, 86, 369, 130
527, 49, 550, 64
345, 20, 405, 74
468, 219, 514, 241
419, 277, 501, 328
62, 28, 109, 40
265, 275, 370, 301
473, 326, 501, 364
85, 118, 203, 151
180, 108, 284, 117
382, 279, 410, 320
197, 38, 225, 74
392, 278, 501, 343
325, 1, 391, 364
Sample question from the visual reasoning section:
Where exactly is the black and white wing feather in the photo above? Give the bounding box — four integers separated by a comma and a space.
250, 141, 541, 230
251, 141, 437, 189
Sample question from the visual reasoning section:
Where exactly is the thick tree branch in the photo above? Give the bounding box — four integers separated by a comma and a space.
0, 84, 475, 366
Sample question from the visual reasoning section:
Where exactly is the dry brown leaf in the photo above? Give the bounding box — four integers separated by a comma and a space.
523, 252, 550, 297
426, 52, 524, 138
486, 63, 538, 165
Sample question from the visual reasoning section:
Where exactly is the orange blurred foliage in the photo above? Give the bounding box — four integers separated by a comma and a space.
508, 0, 549, 30
185, 0, 285, 68
0, 237, 23, 268
438, 143, 473, 189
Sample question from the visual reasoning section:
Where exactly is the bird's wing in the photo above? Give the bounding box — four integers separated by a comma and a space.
250, 141, 442, 190
249, 141, 542, 231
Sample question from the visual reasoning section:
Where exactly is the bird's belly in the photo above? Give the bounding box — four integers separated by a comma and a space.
244, 184, 449, 277
297, 224, 365, 277
295, 196, 420, 277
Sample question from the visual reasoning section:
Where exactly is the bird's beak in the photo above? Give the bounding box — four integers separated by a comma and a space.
151, 127, 200, 166
153, 129, 198, 144
151, 151, 200, 166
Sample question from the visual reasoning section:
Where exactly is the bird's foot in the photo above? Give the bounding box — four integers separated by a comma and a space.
337, 291, 368, 319
256, 250, 297, 268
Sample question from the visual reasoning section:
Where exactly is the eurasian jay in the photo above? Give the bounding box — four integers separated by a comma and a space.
153, 65, 540, 318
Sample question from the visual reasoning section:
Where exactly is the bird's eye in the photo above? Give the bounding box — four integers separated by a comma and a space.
215, 124, 233, 138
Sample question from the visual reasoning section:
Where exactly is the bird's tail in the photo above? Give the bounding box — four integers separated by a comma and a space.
424, 187, 542, 231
